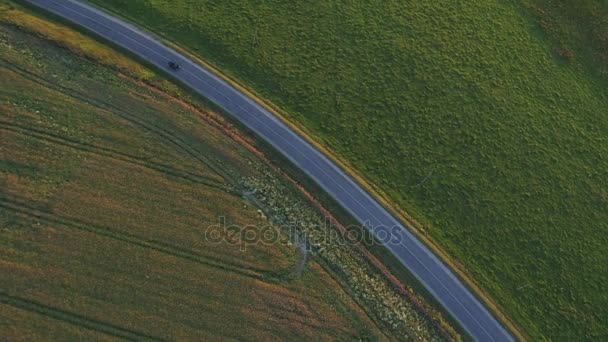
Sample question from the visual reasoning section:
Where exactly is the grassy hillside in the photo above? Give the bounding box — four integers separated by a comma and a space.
521, 0, 608, 80
0, 20, 391, 341
84, 0, 608, 340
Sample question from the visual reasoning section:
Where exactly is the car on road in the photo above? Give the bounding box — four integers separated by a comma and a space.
168, 61, 180, 70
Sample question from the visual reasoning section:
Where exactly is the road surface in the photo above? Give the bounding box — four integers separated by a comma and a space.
24, 1, 514, 340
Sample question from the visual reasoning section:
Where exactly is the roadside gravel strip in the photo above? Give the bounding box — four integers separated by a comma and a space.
23, 1, 514, 340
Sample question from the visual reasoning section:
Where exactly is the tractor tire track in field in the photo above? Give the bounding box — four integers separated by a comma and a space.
0, 120, 227, 191
0, 61, 234, 183
0, 291, 167, 342
0, 196, 280, 282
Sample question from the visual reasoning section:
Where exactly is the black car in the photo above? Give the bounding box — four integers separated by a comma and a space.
168, 61, 180, 70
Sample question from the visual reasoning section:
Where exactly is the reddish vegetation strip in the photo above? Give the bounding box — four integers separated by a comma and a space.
118, 74, 257, 147
120, 74, 456, 340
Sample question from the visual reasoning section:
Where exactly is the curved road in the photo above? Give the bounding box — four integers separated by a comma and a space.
24, 1, 513, 340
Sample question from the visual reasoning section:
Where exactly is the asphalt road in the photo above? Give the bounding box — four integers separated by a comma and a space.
24, 1, 514, 340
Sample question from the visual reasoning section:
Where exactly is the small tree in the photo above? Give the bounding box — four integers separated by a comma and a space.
556, 47, 576, 63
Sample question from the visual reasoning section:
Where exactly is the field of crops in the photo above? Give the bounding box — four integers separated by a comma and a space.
0, 20, 396, 339
83, 0, 608, 339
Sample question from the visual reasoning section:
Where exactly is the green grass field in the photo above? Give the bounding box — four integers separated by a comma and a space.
83, 0, 608, 339
0, 21, 397, 340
